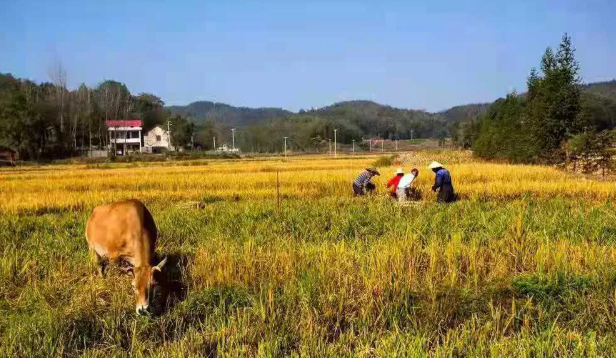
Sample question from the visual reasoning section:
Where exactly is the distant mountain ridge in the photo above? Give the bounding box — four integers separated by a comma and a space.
166, 98, 477, 125
167, 80, 616, 126
582, 80, 616, 100
166, 101, 292, 126
436, 103, 491, 123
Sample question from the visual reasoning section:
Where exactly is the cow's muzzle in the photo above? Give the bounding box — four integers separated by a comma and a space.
136, 305, 151, 317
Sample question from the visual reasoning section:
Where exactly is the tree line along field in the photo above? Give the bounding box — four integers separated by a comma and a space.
2, 150, 616, 357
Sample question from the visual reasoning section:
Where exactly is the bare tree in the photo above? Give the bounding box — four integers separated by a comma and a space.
47, 58, 67, 134
124, 95, 134, 119
95, 80, 112, 153
75, 84, 92, 152
94, 80, 134, 155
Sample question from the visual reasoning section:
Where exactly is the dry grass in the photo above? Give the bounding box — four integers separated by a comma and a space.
1, 151, 613, 214
2, 150, 616, 357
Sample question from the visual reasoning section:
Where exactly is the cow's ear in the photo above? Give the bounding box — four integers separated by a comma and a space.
153, 256, 168, 272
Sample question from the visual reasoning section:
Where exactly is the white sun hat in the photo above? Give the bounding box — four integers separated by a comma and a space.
395, 168, 404, 175
428, 161, 444, 169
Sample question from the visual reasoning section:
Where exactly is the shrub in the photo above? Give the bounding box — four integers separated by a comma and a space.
373, 154, 399, 167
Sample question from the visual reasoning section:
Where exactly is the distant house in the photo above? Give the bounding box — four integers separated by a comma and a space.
143, 126, 171, 153
216, 144, 240, 153
106, 119, 142, 155
0, 146, 17, 166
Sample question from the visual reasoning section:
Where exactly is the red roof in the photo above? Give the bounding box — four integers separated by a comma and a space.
106, 119, 142, 127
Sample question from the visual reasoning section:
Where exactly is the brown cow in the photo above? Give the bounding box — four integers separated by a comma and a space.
86, 199, 167, 316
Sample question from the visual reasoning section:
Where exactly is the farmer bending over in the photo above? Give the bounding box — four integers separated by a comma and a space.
353, 167, 380, 196
386, 168, 404, 199
429, 161, 455, 203
397, 168, 419, 202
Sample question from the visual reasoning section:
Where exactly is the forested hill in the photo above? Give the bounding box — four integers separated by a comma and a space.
167, 99, 447, 145
167, 99, 465, 140
435, 80, 616, 124
168, 80, 616, 128
436, 80, 616, 122
582, 80, 616, 100
167, 99, 471, 125
166, 101, 292, 126
437, 103, 491, 123
579, 80, 616, 131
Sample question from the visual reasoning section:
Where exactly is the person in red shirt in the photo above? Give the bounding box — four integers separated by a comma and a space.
386, 168, 405, 199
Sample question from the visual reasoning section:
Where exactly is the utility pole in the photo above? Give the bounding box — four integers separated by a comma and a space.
395, 139, 398, 151
283, 136, 288, 157
369, 139, 372, 152
89, 123, 92, 157
231, 128, 236, 151
334, 129, 337, 157
328, 138, 331, 156
123, 124, 127, 155
166, 121, 173, 151
213, 137, 216, 151
381, 140, 384, 152
410, 129, 414, 141
352, 140, 355, 155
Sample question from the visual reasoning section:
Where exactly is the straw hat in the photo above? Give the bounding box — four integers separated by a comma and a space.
366, 167, 380, 175
428, 161, 443, 169
395, 168, 404, 175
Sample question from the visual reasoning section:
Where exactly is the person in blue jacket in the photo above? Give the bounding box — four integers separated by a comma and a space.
429, 161, 455, 203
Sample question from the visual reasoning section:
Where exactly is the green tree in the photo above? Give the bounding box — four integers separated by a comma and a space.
471, 34, 583, 163
473, 93, 534, 162
0, 75, 65, 159
567, 132, 598, 173
451, 119, 480, 149
527, 34, 582, 162
169, 115, 195, 150
567, 130, 615, 175
135, 93, 167, 131
194, 120, 219, 150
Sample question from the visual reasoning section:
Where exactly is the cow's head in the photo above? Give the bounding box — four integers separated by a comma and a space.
132, 256, 167, 316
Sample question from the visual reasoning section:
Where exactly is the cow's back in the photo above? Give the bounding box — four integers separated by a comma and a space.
86, 199, 157, 265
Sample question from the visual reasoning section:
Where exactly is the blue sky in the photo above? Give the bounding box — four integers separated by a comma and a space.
0, 0, 614, 112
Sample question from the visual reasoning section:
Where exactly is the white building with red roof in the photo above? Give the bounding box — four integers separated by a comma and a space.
106, 119, 142, 155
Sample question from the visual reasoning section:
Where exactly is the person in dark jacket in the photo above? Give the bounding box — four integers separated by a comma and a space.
353, 167, 380, 196
428, 161, 455, 203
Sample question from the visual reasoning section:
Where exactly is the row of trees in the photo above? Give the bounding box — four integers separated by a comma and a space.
452, 34, 616, 173
0, 65, 195, 160
190, 101, 449, 153
2, 58, 458, 158
1, 66, 449, 157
